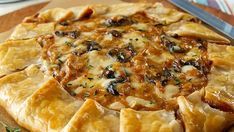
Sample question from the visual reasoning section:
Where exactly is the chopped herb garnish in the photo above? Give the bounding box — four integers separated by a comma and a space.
6, 127, 21, 132
65, 41, 72, 47
88, 65, 94, 69
0, 121, 21, 132
83, 92, 90, 98
149, 101, 155, 104
65, 41, 77, 48
58, 59, 63, 64
175, 78, 181, 85
67, 83, 72, 87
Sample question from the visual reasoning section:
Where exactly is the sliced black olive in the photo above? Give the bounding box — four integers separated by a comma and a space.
104, 19, 115, 27
160, 79, 168, 86
106, 81, 119, 96
55, 30, 80, 39
125, 44, 136, 56
108, 48, 118, 56
117, 51, 128, 62
104, 16, 134, 27
160, 35, 176, 53
104, 70, 115, 79
170, 45, 186, 53
184, 60, 200, 69
160, 34, 176, 47
108, 30, 122, 37
155, 68, 172, 86
103, 65, 115, 79
162, 68, 171, 78
85, 41, 102, 51
67, 31, 80, 39
108, 45, 135, 63
118, 49, 135, 63
55, 31, 67, 37
105, 74, 128, 95
172, 59, 182, 72
196, 39, 207, 50
183, 59, 211, 74
160, 34, 186, 53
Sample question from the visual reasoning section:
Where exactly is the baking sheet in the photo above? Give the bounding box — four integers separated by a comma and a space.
0, 0, 122, 131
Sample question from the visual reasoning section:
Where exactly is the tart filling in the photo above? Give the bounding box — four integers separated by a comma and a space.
39, 12, 213, 111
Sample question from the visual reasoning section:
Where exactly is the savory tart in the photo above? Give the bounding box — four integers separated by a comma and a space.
0, 2, 233, 132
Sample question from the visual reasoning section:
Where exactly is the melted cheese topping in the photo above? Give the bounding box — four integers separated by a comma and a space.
40, 12, 211, 111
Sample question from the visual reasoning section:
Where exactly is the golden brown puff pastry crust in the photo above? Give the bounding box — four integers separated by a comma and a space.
10, 23, 55, 40
0, 65, 83, 132
177, 91, 234, 132
0, 39, 41, 76
0, 65, 49, 121
204, 44, 234, 111
18, 78, 83, 132
165, 22, 230, 43
207, 44, 234, 69
37, 8, 74, 22
145, 3, 194, 25
120, 108, 183, 132
63, 99, 119, 132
